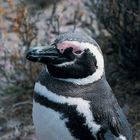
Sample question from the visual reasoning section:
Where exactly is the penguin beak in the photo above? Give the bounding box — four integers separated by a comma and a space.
26, 46, 69, 65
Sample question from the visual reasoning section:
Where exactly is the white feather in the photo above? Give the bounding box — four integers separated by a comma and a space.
55, 61, 75, 67
119, 135, 127, 140
34, 82, 101, 136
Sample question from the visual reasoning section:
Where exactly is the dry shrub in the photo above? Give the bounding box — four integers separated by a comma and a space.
87, 0, 140, 78
0, 0, 40, 91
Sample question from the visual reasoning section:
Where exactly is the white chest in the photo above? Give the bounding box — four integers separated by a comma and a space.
33, 100, 75, 140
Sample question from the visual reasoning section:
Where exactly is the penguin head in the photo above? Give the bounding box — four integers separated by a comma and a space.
26, 32, 104, 84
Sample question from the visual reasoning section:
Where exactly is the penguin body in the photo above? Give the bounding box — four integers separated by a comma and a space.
26, 32, 133, 140
33, 100, 75, 140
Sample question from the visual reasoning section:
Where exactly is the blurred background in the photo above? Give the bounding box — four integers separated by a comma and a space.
0, 0, 140, 139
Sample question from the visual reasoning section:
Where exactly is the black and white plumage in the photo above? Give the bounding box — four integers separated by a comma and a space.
26, 32, 133, 140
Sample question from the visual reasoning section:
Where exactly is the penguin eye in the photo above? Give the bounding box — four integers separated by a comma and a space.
73, 50, 83, 55
60, 49, 64, 53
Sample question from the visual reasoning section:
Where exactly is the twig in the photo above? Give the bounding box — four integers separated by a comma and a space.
12, 101, 32, 108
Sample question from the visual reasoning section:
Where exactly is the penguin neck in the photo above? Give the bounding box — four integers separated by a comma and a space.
46, 64, 104, 86
36, 68, 106, 98
58, 70, 105, 86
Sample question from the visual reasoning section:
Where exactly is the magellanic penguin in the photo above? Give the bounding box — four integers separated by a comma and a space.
26, 32, 133, 140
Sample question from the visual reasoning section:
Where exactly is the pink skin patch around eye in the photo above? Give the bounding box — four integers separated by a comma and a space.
57, 42, 84, 54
